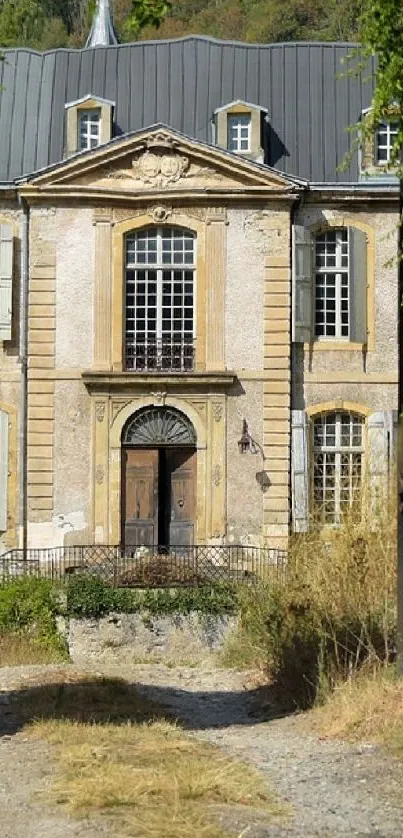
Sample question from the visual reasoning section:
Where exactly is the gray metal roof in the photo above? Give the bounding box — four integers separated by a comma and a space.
0, 36, 376, 184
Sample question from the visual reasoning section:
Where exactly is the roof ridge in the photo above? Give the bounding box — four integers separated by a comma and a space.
0, 35, 360, 56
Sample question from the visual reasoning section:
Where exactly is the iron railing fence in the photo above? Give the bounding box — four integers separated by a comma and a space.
125, 337, 196, 372
0, 544, 288, 588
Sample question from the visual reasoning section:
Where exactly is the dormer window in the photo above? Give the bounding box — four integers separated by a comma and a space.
213, 100, 267, 162
227, 114, 251, 153
360, 107, 401, 177
78, 109, 101, 151
375, 120, 399, 164
65, 94, 114, 157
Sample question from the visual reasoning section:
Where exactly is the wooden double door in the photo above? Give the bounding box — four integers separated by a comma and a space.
122, 446, 196, 549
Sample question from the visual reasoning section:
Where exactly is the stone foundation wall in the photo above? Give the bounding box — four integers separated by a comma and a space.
62, 612, 238, 666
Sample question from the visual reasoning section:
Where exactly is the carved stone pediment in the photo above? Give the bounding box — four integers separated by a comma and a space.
87, 151, 225, 190
24, 126, 304, 197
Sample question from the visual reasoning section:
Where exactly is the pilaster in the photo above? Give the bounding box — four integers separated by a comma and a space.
205, 208, 227, 371
206, 397, 226, 539
263, 255, 291, 548
27, 241, 56, 521
93, 210, 113, 370
92, 397, 110, 543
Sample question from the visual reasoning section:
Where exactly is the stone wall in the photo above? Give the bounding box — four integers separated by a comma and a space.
294, 204, 399, 413
63, 612, 238, 666
0, 202, 22, 551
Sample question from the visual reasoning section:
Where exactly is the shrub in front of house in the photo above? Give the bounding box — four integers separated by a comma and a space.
0, 576, 68, 659
65, 574, 238, 619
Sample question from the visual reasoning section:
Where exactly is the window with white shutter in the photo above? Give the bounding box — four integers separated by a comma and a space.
0, 225, 13, 342
292, 224, 368, 345
291, 409, 309, 532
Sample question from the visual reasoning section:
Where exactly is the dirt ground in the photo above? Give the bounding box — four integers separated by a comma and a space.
1, 662, 403, 838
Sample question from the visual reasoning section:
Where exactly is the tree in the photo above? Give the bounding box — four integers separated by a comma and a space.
357, 0, 403, 674
0, 0, 47, 47
357, 0, 403, 166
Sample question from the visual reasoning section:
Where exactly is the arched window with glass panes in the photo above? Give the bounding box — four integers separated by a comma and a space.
312, 411, 364, 524
124, 227, 196, 371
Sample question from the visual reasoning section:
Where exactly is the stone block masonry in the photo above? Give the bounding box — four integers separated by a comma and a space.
63, 613, 238, 666
263, 255, 291, 548
27, 240, 56, 526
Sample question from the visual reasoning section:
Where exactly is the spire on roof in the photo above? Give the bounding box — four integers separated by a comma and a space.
86, 0, 118, 47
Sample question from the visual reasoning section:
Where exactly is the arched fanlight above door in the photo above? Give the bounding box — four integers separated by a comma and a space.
122, 406, 196, 447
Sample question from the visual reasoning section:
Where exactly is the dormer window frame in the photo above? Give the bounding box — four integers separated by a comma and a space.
375, 119, 399, 165
78, 108, 102, 152
360, 105, 402, 177
213, 100, 267, 160
64, 94, 115, 157
227, 112, 251, 153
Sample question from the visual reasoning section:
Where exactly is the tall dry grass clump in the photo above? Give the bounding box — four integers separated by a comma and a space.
222, 483, 397, 708
289, 485, 397, 671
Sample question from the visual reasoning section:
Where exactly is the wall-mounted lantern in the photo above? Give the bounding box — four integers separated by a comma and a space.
238, 418, 265, 458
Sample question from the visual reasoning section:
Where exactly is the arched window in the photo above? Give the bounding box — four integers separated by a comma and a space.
312, 411, 364, 523
124, 226, 196, 371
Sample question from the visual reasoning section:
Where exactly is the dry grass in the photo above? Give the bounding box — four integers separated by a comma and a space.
0, 632, 65, 667
28, 709, 283, 838
5, 670, 283, 837
308, 667, 403, 755
289, 490, 397, 628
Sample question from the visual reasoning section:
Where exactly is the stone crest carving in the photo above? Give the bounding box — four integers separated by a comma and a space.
212, 464, 222, 487
151, 391, 167, 406
133, 151, 190, 187
95, 465, 105, 484
95, 402, 106, 422
150, 205, 171, 223
212, 403, 223, 423
94, 131, 225, 190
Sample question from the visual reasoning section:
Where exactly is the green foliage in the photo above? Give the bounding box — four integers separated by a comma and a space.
0, 577, 68, 657
0, 0, 365, 50
66, 574, 238, 618
348, 0, 403, 172
123, 0, 171, 38
66, 574, 114, 618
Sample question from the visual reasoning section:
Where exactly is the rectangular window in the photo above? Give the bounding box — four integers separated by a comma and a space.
315, 229, 349, 340
125, 227, 196, 372
227, 114, 251, 152
78, 109, 101, 151
375, 121, 399, 164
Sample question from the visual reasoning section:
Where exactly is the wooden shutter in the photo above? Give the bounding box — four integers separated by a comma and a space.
291, 409, 309, 532
349, 227, 367, 344
0, 409, 9, 532
0, 225, 13, 342
292, 225, 313, 343
367, 410, 396, 495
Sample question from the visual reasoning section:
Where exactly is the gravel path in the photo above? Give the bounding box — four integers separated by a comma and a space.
1, 662, 403, 838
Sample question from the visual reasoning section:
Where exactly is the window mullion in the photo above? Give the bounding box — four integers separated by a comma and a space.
335, 272, 342, 339
156, 229, 163, 346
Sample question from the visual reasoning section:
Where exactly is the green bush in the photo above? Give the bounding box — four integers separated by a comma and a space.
0, 577, 67, 658
66, 575, 114, 618
66, 575, 238, 619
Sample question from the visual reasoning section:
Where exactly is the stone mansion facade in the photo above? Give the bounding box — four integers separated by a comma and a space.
0, 14, 399, 553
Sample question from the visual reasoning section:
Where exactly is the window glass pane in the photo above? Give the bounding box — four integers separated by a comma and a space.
124, 227, 195, 370
313, 411, 363, 524
315, 228, 350, 339
227, 113, 251, 152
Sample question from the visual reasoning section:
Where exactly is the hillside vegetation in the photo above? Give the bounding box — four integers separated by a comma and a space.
0, 0, 364, 50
